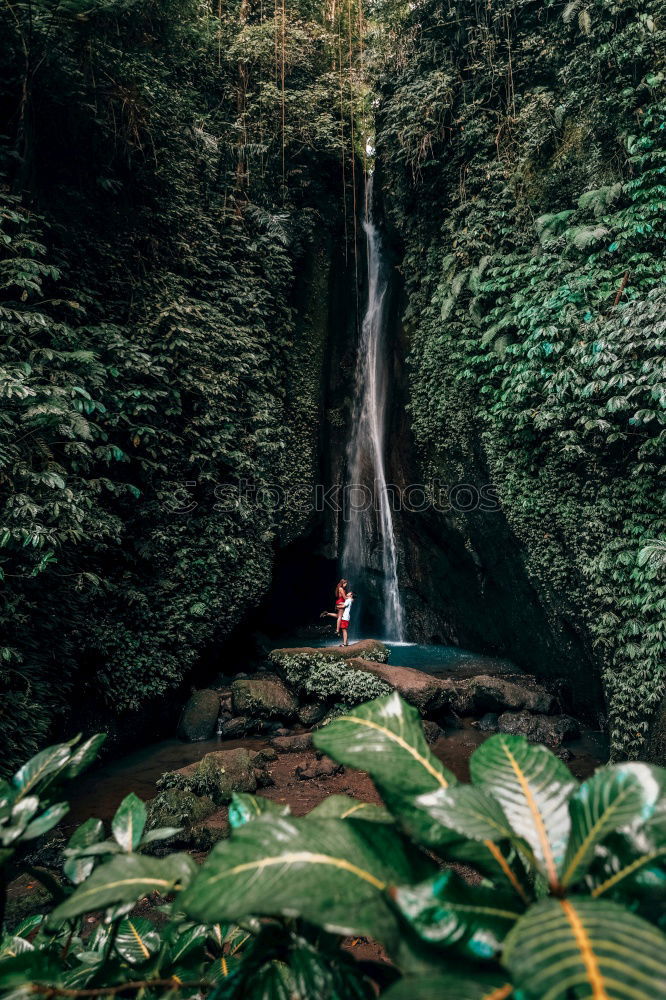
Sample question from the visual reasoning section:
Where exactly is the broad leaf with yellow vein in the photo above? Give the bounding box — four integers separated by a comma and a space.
313, 693, 456, 834
394, 870, 523, 960
229, 792, 291, 829
115, 916, 160, 965
49, 852, 197, 922
180, 815, 436, 952
470, 734, 576, 888
111, 792, 146, 852
587, 829, 666, 924
308, 794, 393, 823
12, 743, 72, 800
561, 764, 662, 888
383, 971, 513, 1000
503, 896, 666, 1000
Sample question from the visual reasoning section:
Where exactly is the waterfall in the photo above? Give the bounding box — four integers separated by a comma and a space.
341, 177, 405, 642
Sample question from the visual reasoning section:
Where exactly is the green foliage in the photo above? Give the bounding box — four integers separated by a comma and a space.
270, 651, 392, 704
0, 0, 362, 771
375, 0, 666, 758
2, 700, 666, 997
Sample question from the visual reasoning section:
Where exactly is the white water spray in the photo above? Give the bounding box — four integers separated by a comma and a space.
341, 177, 405, 641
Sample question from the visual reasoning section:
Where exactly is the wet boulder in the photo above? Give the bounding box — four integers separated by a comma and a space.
216, 715, 253, 738
298, 702, 327, 727
177, 689, 221, 741
231, 675, 298, 720
271, 733, 313, 753
346, 658, 452, 715
271, 639, 390, 667
146, 788, 216, 830
157, 747, 266, 805
422, 720, 444, 744
476, 712, 500, 732
450, 674, 555, 716
497, 711, 580, 748
295, 757, 342, 780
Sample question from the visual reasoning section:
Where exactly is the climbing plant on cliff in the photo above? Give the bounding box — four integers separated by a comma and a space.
0, 0, 367, 770
375, 0, 666, 759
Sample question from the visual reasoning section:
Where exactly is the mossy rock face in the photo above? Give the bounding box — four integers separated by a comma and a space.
449, 674, 556, 716
344, 658, 452, 715
177, 689, 221, 741
270, 649, 392, 707
231, 675, 297, 720
146, 788, 216, 830
156, 747, 261, 805
271, 639, 389, 667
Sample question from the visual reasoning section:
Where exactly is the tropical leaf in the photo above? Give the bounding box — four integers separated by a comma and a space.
167, 923, 209, 964
0, 952, 65, 989
111, 793, 146, 852
12, 743, 71, 799
50, 852, 196, 921
588, 830, 666, 922
561, 764, 662, 887
180, 815, 434, 951
139, 826, 183, 845
63, 818, 104, 885
64, 734, 106, 779
383, 972, 513, 1000
308, 795, 393, 823
115, 917, 160, 965
470, 735, 576, 889
228, 793, 291, 829
394, 870, 523, 959
410, 785, 534, 902
313, 693, 456, 834
503, 897, 666, 1000
21, 802, 69, 840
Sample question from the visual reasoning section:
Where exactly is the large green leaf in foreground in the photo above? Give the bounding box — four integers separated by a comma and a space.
503, 896, 666, 1000
561, 764, 664, 888
394, 870, 523, 960
383, 972, 512, 1000
50, 853, 197, 922
180, 815, 434, 949
313, 693, 456, 831
470, 734, 576, 889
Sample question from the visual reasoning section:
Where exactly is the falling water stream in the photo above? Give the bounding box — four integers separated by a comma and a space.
341, 177, 405, 641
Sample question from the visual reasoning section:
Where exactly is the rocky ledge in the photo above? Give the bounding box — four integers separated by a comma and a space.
177, 640, 579, 754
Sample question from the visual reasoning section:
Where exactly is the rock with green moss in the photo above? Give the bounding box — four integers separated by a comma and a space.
271, 650, 392, 706
270, 639, 389, 669
231, 675, 297, 720
177, 689, 221, 742
156, 747, 265, 805
146, 788, 216, 830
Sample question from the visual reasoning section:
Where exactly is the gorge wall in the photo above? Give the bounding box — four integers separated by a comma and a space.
372, 0, 666, 759
0, 0, 359, 772
2, 0, 664, 772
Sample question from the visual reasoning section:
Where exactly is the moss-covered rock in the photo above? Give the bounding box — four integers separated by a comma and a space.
270, 639, 389, 667
231, 675, 297, 720
177, 690, 220, 742
146, 788, 216, 830
156, 747, 263, 805
271, 650, 391, 706
344, 658, 452, 715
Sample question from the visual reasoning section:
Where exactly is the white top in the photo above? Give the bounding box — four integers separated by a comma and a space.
341, 596, 353, 620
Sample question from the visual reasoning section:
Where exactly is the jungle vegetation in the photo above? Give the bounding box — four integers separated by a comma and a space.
0, 0, 368, 771
0, 0, 664, 765
0, 695, 665, 998
375, 0, 666, 759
